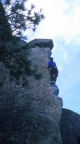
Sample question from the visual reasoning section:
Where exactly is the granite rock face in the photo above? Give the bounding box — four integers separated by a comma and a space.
0, 39, 63, 144
60, 108, 80, 144
28, 39, 53, 50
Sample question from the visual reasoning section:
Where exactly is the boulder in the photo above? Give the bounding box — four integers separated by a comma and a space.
60, 108, 80, 144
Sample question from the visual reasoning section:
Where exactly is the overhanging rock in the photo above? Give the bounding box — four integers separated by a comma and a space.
28, 39, 54, 50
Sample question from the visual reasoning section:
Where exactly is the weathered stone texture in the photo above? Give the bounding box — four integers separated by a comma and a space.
25, 46, 63, 123
0, 39, 63, 144
60, 108, 80, 144
28, 39, 53, 50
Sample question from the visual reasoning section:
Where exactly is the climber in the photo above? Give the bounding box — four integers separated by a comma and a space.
51, 82, 59, 96
46, 57, 59, 83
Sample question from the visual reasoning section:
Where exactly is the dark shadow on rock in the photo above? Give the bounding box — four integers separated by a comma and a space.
60, 108, 80, 144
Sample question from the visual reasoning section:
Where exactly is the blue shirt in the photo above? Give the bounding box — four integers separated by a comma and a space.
48, 60, 56, 68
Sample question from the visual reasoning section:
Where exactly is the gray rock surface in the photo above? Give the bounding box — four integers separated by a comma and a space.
28, 39, 54, 50
60, 108, 80, 144
0, 107, 61, 144
0, 39, 62, 144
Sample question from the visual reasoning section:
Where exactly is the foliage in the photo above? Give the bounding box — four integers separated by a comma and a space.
3, 0, 44, 36
0, 0, 44, 86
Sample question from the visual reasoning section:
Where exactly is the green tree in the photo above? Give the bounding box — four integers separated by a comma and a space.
0, 0, 44, 86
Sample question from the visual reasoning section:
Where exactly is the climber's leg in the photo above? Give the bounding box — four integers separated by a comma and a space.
50, 68, 56, 82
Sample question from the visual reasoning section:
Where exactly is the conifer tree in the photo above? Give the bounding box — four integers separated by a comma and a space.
0, 0, 44, 86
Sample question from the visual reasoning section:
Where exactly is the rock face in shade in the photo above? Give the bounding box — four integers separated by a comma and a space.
0, 38, 63, 144
60, 108, 80, 144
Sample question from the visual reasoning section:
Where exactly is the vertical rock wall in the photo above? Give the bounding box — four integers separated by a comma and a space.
0, 39, 63, 144
27, 45, 63, 124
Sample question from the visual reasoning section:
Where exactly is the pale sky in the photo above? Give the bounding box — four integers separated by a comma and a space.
24, 0, 80, 114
